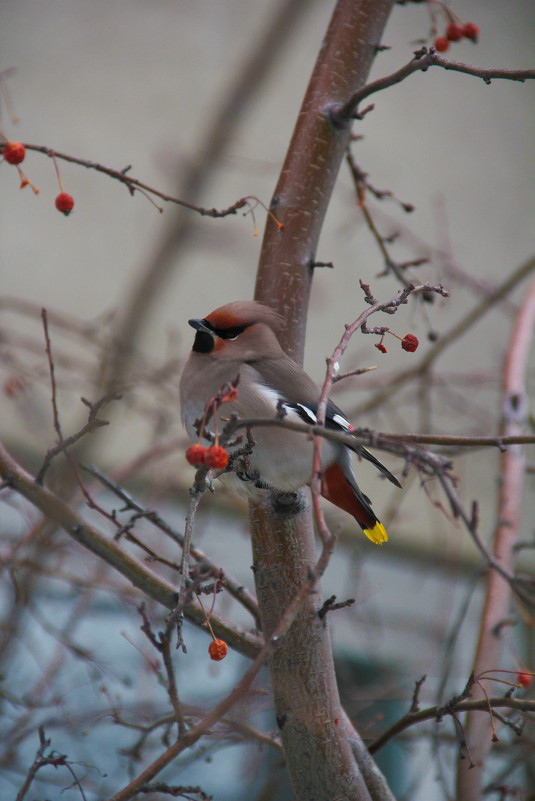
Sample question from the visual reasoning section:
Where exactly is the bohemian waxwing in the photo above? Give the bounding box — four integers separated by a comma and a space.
179, 300, 401, 544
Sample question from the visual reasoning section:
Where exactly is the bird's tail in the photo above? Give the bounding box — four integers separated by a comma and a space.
320, 462, 388, 545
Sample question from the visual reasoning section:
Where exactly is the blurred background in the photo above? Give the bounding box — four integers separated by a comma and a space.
1, 1, 534, 799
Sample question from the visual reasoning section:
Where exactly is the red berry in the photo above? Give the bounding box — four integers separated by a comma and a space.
401, 334, 419, 352
208, 639, 228, 661
463, 22, 479, 41
204, 445, 229, 470
3, 141, 26, 165
186, 443, 206, 466
517, 671, 532, 688
434, 36, 449, 52
55, 192, 74, 215
375, 342, 387, 354
446, 22, 464, 42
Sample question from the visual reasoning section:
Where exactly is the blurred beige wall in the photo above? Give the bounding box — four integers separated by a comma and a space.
1, 0, 534, 548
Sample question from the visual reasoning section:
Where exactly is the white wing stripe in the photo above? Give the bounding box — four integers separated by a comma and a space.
296, 403, 318, 424
331, 412, 351, 430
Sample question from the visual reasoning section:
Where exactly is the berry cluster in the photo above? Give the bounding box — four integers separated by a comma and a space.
186, 443, 229, 470
434, 20, 479, 53
1, 139, 75, 215
185, 379, 238, 472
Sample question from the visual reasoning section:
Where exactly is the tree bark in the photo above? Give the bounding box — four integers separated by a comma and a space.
252, 1, 395, 799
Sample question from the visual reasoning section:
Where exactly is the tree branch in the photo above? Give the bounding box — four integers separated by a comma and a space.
337, 47, 535, 120
354, 254, 535, 416
107, 520, 345, 801
456, 274, 535, 799
0, 440, 262, 659
369, 695, 535, 756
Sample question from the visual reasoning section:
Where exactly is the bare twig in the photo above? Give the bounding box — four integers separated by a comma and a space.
21, 144, 257, 218
354, 255, 535, 416
35, 394, 121, 485
308, 283, 437, 542
370, 433, 535, 449
107, 511, 343, 801
41, 308, 62, 440
368, 694, 535, 756
173, 469, 208, 650
0, 440, 263, 658
139, 605, 187, 736
136, 785, 211, 800
335, 47, 535, 121
333, 364, 377, 383
15, 727, 86, 801
81, 464, 261, 625
318, 595, 355, 620
345, 151, 420, 285
311, 281, 448, 506
410, 675, 427, 714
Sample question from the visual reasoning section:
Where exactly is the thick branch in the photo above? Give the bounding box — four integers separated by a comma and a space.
252, 2, 395, 800
456, 275, 535, 799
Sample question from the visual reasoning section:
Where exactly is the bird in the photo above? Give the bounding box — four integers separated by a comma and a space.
179, 300, 401, 544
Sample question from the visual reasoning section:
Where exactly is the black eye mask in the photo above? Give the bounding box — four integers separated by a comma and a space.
190, 318, 248, 353
213, 324, 247, 340
192, 330, 215, 353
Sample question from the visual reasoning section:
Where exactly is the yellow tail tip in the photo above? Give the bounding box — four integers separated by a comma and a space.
363, 521, 388, 545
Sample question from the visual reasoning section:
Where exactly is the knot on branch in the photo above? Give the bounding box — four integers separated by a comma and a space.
270, 489, 306, 518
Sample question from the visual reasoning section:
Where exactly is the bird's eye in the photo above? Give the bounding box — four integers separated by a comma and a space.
215, 325, 247, 340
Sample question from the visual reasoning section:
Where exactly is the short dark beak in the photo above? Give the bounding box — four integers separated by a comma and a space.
188, 318, 212, 335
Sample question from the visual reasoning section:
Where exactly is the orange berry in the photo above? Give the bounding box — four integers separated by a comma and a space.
3, 141, 26, 165
204, 445, 229, 470
401, 334, 419, 352
434, 36, 449, 52
55, 192, 74, 215
517, 671, 532, 688
208, 638, 228, 661
186, 443, 206, 466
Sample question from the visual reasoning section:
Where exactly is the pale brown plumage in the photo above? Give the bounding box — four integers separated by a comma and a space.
179, 301, 399, 544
